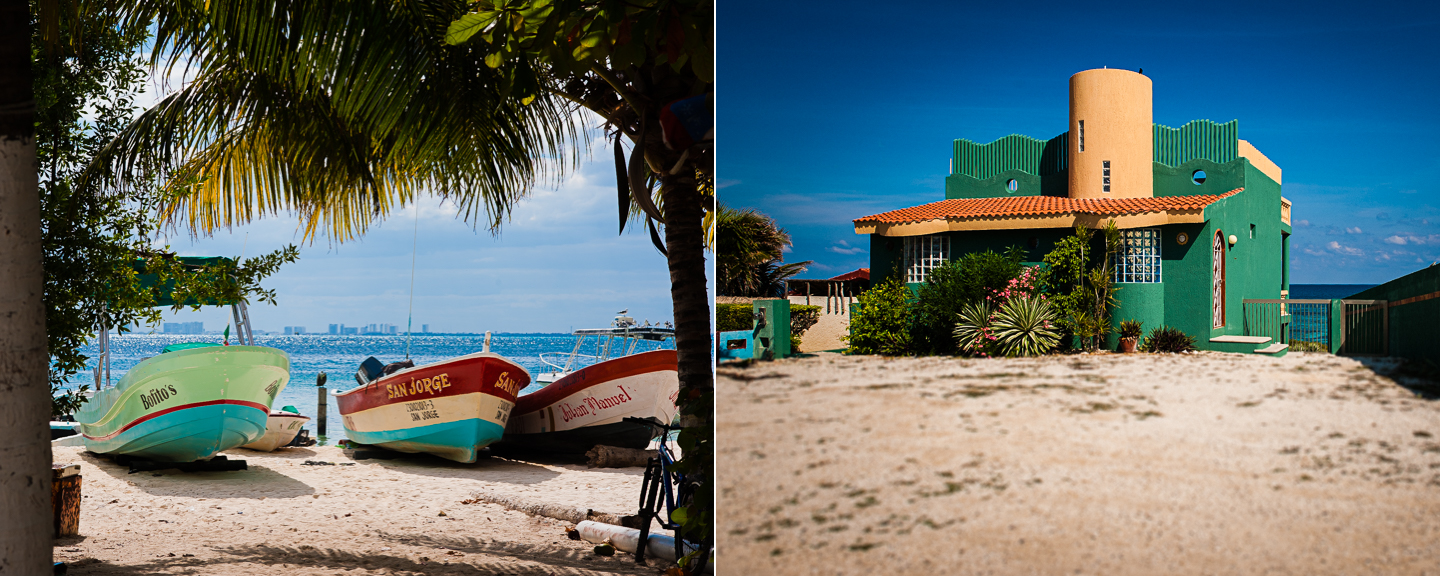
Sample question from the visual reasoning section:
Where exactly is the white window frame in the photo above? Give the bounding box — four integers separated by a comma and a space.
904, 236, 949, 284
1113, 228, 1161, 283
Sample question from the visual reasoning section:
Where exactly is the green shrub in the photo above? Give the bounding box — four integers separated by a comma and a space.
845, 276, 912, 356
991, 295, 1062, 357
790, 334, 803, 352
716, 303, 752, 332
1139, 326, 1196, 353
1118, 319, 1143, 340
1289, 339, 1327, 352
952, 300, 995, 357
910, 248, 1024, 355
791, 305, 820, 336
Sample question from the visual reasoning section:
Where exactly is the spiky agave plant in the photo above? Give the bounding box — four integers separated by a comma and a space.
952, 300, 994, 356
991, 295, 1062, 357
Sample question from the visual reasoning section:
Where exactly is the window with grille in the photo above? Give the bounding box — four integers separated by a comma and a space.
1102, 160, 1111, 193
904, 236, 949, 284
1112, 228, 1161, 283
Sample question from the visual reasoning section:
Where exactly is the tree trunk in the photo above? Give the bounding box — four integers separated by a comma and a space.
661, 175, 712, 430
0, 1, 52, 572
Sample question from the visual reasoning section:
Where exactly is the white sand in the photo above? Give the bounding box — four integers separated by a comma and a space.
52, 445, 667, 575
718, 351, 1440, 575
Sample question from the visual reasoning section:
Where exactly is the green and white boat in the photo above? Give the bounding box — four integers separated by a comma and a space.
72, 257, 292, 462
75, 343, 290, 462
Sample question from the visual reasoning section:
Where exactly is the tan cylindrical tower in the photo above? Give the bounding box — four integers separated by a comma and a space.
1068, 69, 1153, 199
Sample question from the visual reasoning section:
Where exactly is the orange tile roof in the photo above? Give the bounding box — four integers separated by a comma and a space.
854, 189, 1243, 225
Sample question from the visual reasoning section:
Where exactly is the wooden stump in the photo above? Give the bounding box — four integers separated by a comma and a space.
52, 464, 81, 537
585, 445, 657, 468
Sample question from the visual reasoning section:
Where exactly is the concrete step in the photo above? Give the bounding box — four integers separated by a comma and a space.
1255, 342, 1289, 357
1208, 335, 1272, 354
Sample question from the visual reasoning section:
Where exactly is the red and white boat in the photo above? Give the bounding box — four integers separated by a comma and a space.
334, 352, 529, 463
501, 317, 678, 453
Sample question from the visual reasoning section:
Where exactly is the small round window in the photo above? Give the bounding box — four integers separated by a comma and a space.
1006, 179, 1018, 192
1192, 170, 1207, 185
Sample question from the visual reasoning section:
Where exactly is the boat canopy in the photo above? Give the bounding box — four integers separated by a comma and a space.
572, 327, 675, 341
131, 256, 242, 307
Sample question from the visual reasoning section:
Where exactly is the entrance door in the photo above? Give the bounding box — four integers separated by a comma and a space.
1213, 230, 1225, 328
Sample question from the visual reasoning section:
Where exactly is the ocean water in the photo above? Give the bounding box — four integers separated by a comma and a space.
1289, 284, 1376, 300
62, 333, 673, 441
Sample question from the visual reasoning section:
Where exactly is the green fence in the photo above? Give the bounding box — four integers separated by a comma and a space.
1349, 265, 1440, 365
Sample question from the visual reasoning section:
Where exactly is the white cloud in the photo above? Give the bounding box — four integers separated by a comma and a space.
1345, 227, 1363, 234
717, 179, 741, 189
1296, 220, 1310, 227
1327, 241, 1363, 256
828, 244, 866, 255
1382, 233, 1440, 246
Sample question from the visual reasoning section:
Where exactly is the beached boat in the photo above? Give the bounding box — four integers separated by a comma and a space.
74, 343, 291, 462
334, 352, 529, 463
240, 406, 310, 452
501, 316, 678, 453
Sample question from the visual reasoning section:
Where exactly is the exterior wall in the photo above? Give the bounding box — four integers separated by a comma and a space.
1069, 69, 1153, 199
1163, 160, 1286, 347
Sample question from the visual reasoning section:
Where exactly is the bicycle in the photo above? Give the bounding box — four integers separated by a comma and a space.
625, 416, 711, 574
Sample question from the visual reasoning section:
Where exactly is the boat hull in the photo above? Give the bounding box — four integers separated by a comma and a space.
74, 345, 291, 462
501, 349, 678, 453
335, 352, 528, 463
241, 412, 311, 452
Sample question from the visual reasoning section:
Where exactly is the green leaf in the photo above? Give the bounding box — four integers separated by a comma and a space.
445, 12, 499, 45
579, 29, 606, 48
484, 52, 504, 68
670, 506, 689, 525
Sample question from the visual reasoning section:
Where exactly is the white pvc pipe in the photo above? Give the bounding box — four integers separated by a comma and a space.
575, 521, 713, 574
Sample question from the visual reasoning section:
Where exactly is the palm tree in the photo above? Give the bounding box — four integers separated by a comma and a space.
93, 0, 715, 563
0, 1, 51, 571
97, 0, 581, 240
717, 203, 810, 297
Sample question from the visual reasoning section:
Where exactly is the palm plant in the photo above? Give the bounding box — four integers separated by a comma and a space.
952, 300, 994, 357
991, 295, 1062, 357
716, 203, 809, 296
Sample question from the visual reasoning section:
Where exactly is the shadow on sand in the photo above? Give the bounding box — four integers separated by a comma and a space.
60, 539, 664, 575
76, 450, 317, 498
1356, 356, 1440, 399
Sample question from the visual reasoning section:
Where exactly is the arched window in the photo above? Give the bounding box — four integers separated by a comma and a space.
1213, 230, 1226, 328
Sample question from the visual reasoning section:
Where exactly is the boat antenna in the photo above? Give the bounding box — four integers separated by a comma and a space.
405, 200, 420, 360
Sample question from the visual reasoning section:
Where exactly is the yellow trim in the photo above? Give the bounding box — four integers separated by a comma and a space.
1238, 139, 1282, 185
855, 209, 1206, 237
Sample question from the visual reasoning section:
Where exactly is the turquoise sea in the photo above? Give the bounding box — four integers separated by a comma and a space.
62, 333, 673, 441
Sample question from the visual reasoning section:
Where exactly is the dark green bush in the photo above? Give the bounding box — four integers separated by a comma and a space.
716, 303, 752, 332
910, 248, 1024, 355
1139, 326, 1196, 353
846, 276, 912, 356
791, 305, 820, 336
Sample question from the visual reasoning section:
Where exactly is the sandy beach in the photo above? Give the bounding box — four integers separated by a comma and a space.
51, 444, 667, 575
718, 351, 1440, 575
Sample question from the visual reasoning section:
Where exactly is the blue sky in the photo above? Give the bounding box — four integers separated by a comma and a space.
127, 92, 679, 333
718, 0, 1440, 284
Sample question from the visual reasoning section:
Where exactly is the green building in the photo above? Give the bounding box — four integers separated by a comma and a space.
854, 68, 1292, 353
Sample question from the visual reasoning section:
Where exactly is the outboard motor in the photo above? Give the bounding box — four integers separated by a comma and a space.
382, 359, 415, 375
355, 356, 386, 386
